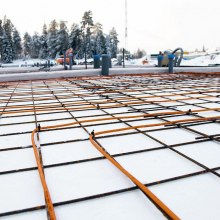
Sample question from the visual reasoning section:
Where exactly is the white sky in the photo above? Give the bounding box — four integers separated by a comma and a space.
1, 0, 220, 53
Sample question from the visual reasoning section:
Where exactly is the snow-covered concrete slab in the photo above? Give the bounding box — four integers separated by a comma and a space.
0, 133, 32, 150
177, 141, 220, 168
54, 190, 166, 220
99, 133, 162, 154
45, 160, 135, 203
117, 149, 202, 183
0, 171, 45, 213
40, 127, 88, 144
42, 140, 102, 165
150, 174, 220, 219
148, 128, 200, 145
0, 148, 36, 172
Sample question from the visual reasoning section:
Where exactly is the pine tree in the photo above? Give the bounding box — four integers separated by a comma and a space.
69, 23, 82, 58
91, 22, 106, 55
47, 20, 58, 58
109, 27, 119, 58
81, 11, 94, 58
3, 16, 15, 59
23, 32, 32, 58
39, 24, 49, 59
56, 21, 69, 54
12, 28, 22, 59
1, 31, 13, 63
31, 32, 41, 58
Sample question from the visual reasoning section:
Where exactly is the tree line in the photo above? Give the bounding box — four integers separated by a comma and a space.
0, 11, 119, 63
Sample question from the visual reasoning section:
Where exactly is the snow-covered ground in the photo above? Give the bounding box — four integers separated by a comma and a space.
2, 52, 220, 71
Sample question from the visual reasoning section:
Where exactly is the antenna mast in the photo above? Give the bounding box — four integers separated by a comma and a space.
125, 0, 128, 51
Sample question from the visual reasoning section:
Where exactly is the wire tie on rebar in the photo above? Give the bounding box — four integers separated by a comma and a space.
91, 130, 95, 138
97, 104, 100, 110
186, 109, 192, 115
38, 124, 41, 132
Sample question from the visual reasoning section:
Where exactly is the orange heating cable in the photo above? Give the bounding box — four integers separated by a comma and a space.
89, 135, 180, 220
31, 112, 220, 220
1, 95, 217, 115
31, 129, 56, 220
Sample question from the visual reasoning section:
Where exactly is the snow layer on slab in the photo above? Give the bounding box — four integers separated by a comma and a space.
7, 101, 33, 106
127, 118, 164, 131
79, 115, 118, 126
34, 99, 58, 104
189, 123, 220, 135
0, 123, 35, 135
177, 141, 220, 168
85, 123, 131, 136
150, 174, 220, 220
180, 99, 207, 104
0, 210, 47, 220
40, 127, 88, 144
113, 112, 144, 121
40, 118, 76, 127
98, 133, 162, 154
147, 109, 177, 114
45, 160, 135, 203
0, 171, 45, 213
0, 115, 35, 124
37, 112, 71, 121
148, 128, 200, 145
197, 102, 220, 108
104, 107, 132, 114
0, 133, 32, 150
163, 115, 198, 121
197, 110, 220, 117
130, 104, 158, 109
0, 148, 36, 172
117, 149, 202, 184
55, 190, 165, 220
42, 140, 102, 165
70, 109, 106, 117
175, 104, 204, 111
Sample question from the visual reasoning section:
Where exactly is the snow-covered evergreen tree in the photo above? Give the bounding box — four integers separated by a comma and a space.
12, 28, 22, 59
47, 20, 58, 58
109, 27, 119, 58
39, 24, 48, 59
31, 32, 41, 58
69, 23, 82, 58
23, 32, 32, 58
1, 31, 13, 63
81, 11, 94, 58
91, 23, 106, 55
3, 16, 15, 59
56, 21, 69, 54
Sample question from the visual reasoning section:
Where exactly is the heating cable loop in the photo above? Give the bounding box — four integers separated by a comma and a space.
31, 106, 220, 220
1, 95, 219, 115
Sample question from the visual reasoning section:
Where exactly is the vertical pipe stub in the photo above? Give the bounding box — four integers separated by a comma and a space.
168, 53, 175, 73
101, 54, 110, 76
93, 54, 101, 69
157, 54, 163, 67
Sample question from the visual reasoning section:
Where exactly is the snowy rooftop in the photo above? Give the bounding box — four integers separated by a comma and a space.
0, 73, 220, 220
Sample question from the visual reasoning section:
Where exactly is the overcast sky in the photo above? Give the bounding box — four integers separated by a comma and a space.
1, 0, 220, 53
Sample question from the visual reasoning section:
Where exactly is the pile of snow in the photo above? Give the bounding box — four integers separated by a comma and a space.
181, 54, 220, 66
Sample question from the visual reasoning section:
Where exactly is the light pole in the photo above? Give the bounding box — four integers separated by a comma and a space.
82, 23, 90, 69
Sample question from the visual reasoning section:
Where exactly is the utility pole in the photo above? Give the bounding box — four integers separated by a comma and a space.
123, 0, 128, 68
125, 0, 128, 51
